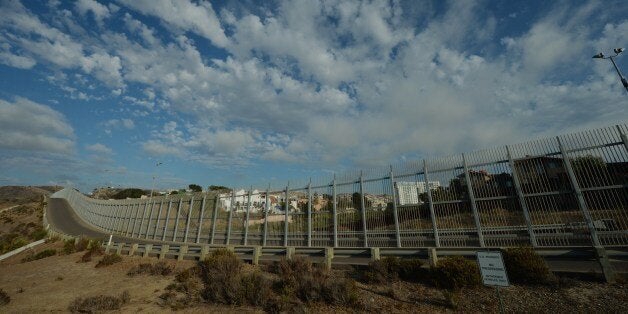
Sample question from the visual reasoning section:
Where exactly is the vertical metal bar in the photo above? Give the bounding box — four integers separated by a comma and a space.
359, 172, 369, 247
389, 166, 402, 248
196, 196, 206, 244
130, 203, 141, 237
226, 190, 235, 244
283, 184, 289, 247
333, 175, 338, 247
184, 197, 194, 243
462, 153, 485, 247
307, 178, 312, 247
244, 187, 252, 245
263, 185, 270, 246
618, 125, 628, 152
162, 199, 172, 242
506, 145, 538, 246
210, 196, 219, 245
125, 203, 134, 236
172, 198, 182, 242
557, 137, 601, 247
423, 160, 440, 247
145, 200, 155, 239
137, 201, 149, 238
153, 200, 164, 240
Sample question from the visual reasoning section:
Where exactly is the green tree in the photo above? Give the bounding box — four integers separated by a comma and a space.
112, 188, 148, 199
209, 185, 231, 192
352, 192, 372, 210
188, 184, 202, 192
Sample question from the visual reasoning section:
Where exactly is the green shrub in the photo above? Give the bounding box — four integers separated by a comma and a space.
0, 233, 28, 254
503, 247, 552, 285
199, 249, 243, 304
0, 289, 10, 306
63, 240, 76, 254
21, 249, 57, 262
68, 291, 129, 313
29, 228, 47, 240
431, 256, 481, 290
95, 254, 122, 268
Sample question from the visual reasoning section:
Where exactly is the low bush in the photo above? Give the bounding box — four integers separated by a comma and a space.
0, 233, 28, 254
63, 239, 76, 254
431, 256, 481, 290
95, 254, 122, 268
199, 249, 243, 305
160, 267, 203, 310
75, 238, 90, 251
0, 289, 10, 306
503, 247, 552, 285
398, 258, 427, 282
68, 291, 130, 313
276, 256, 359, 306
362, 256, 401, 283
21, 249, 57, 263
29, 228, 47, 240
127, 261, 174, 276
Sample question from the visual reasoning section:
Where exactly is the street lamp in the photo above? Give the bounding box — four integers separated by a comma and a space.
149, 162, 163, 200
593, 48, 628, 94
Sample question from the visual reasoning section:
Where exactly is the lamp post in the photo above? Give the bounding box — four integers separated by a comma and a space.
593, 48, 628, 94
149, 162, 163, 200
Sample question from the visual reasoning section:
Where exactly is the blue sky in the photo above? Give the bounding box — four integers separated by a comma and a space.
0, 0, 627, 193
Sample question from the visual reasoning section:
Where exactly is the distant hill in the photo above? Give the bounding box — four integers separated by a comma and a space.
0, 186, 62, 207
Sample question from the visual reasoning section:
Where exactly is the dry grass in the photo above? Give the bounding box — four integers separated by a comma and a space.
95, 254, 122, 268
0, 288, 10, 306
127, 261, 174, 276
68, 290, 130, 313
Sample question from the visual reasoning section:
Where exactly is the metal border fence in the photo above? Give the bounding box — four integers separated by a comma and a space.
51, 123, 628, 248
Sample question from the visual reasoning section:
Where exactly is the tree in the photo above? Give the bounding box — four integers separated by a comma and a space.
112, 188, 148, 199
188, 184, 202, 192
351, 192, 372, 210
209, 185, 231, 192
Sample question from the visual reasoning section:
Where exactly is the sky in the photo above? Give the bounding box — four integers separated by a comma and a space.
0, 0, 627, 193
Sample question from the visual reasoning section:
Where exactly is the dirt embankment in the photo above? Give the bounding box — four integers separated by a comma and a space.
0, 243, 626, 313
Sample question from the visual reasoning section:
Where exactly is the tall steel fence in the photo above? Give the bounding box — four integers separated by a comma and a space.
52, 123, 628, 248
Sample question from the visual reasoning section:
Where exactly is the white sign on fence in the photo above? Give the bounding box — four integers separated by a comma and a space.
476, 251, 509, 287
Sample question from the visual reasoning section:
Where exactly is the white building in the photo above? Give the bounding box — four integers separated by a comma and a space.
395, 181, 440, 205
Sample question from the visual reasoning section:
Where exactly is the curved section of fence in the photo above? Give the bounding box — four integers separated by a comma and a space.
51, 123, 628, 249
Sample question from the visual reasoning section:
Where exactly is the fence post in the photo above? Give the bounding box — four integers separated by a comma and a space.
462, 153, 485, 247
283, 183, 290, 247
359, 171, 369, 247
130, 203, 141, 237
153, 200, 164, 240
263, 185, 270, 246
162, 199, 173, 242
226, 190, 235, 245
184, 197, 194, 243
506, 145, 538, 247
172, 198, 183, 242
332, 175, 338, 248
389, 166, 402, 248
145, 200, 155, 239
307, 178, 312, 247
557, 137, 601, 247
423, 160, 440, 247
124, 203, 133, 236
244, 187, 252, 245
138, 201, 150, 238
196, 195, 206, 244
210, 196, 219, 245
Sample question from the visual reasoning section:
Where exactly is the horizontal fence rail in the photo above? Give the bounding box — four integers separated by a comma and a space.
51, 123, 628, 249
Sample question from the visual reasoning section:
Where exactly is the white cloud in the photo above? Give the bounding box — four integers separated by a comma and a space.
74, 0, 111, 26
103, 118, 135, 134
0, 51, 36, 69
0, 97, 75, 154
85, 143, 113, 155
118, 0, 229, 47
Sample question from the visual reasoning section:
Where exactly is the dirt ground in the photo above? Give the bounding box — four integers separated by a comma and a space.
1, 243, 626, 313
